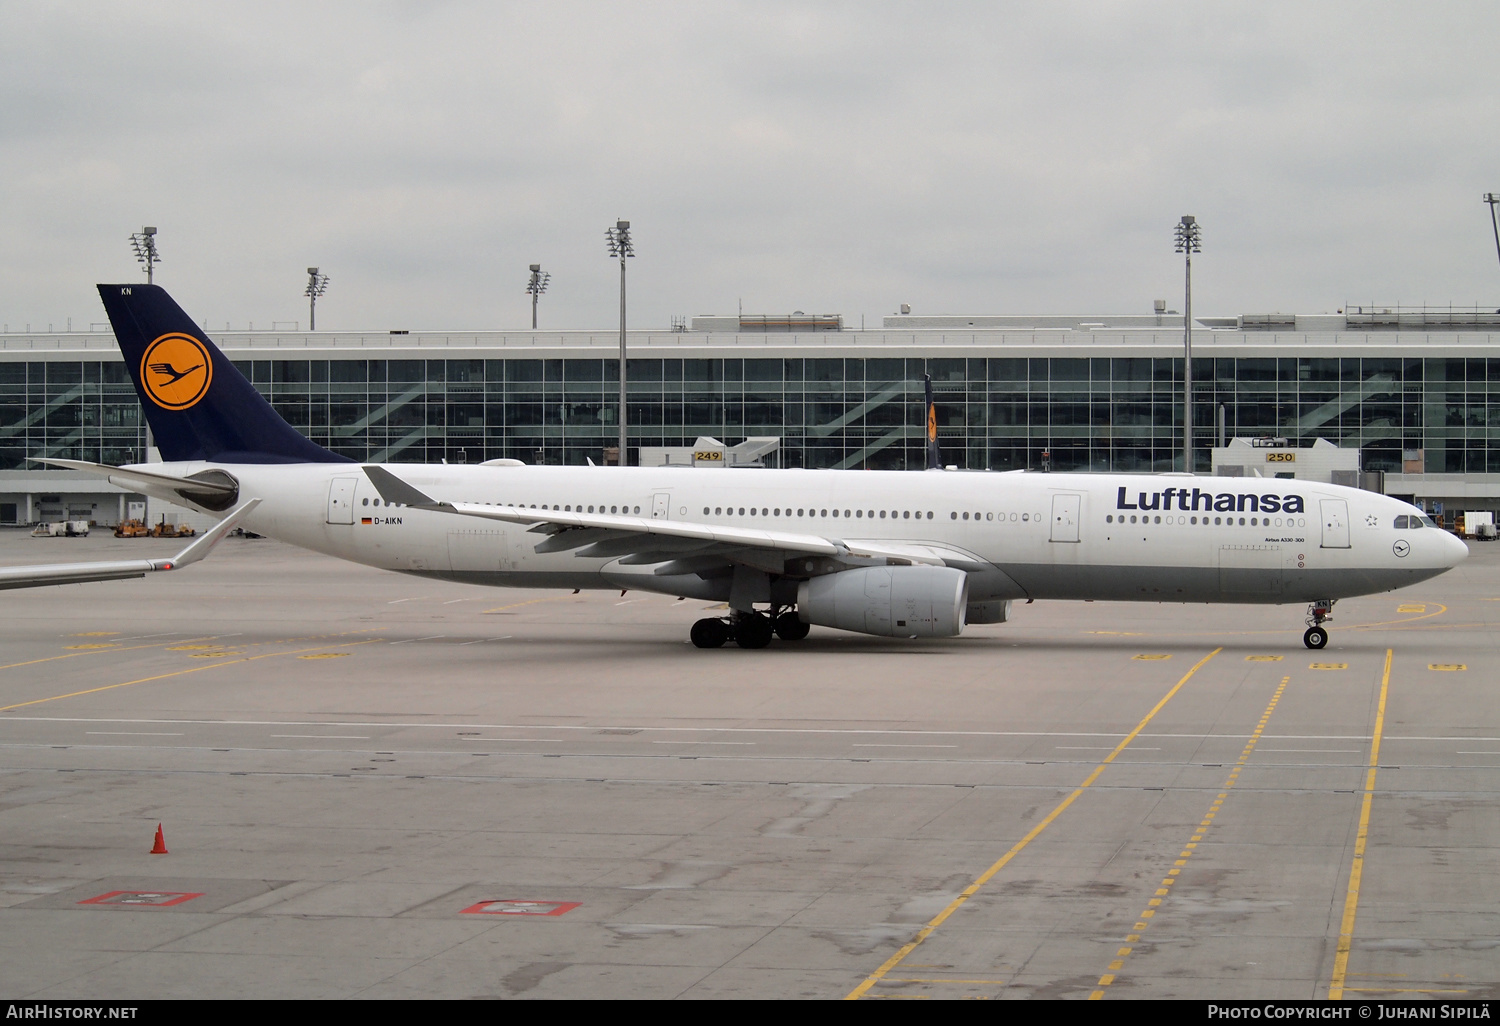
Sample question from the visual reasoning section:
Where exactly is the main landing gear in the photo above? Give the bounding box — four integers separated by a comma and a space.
691, 607, 810, 649
1303, 599, 1336, 650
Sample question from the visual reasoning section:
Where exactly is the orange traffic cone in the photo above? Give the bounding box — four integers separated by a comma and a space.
150, 824, 168, 855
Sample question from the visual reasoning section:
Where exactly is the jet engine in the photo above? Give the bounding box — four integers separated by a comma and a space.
796, 565, 969, 638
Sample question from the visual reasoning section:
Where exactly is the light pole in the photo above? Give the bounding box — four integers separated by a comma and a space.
129, 226, 160, 284
525, 263, 551, 330
1174, 215, 1202, 472
605, 220, 635, 466
305, 267, 330, 330
1485, 194, 1500, 277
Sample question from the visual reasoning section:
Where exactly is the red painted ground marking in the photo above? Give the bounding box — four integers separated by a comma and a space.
460, 900, 580, 917
77, 890, 204, 907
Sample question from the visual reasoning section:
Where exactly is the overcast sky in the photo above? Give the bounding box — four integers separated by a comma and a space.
4, 2, 1499, 333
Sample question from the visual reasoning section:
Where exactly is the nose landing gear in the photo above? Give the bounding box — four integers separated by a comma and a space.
1303, 600, 1336, 650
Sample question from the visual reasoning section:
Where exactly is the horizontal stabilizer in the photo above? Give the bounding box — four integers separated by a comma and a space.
33, 458, 238, 495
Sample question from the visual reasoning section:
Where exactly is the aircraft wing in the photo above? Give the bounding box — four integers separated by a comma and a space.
362, 466, 976, 572
0, 499, 260, 591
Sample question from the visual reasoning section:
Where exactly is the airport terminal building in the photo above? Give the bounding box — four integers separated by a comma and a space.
3, 304, 1499, 524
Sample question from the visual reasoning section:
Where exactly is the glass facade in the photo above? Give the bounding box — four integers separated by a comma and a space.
3, 349, 1499, 474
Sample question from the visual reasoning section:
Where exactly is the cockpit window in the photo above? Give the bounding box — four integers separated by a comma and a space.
1394, 515, 1411, 529
1418, 515, 1439, 528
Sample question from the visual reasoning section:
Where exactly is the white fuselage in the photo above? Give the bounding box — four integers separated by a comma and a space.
135, 462, 1467, 607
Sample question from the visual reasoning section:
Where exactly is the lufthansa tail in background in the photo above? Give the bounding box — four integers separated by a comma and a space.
40, 284, 1467, 651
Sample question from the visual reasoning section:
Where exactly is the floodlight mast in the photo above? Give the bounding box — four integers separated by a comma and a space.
1485, 194, 1500, 277
304, 267, 330, 330
525, 263, 551, 330
1174, 215, 1202, 472
129, 226, 160, 284
605, 220, 635, 466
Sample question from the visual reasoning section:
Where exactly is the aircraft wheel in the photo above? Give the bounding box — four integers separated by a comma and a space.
691, 618, 730, 649
734, 613, 774, 649
1303, 625, 1328, 650
774, 611, 810, 641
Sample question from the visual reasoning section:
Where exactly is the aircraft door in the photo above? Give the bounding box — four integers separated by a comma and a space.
652, 492, 670, 519
326, 477, 357, 525
1050, 493, 1081, 543
1319, 498, 1350, 549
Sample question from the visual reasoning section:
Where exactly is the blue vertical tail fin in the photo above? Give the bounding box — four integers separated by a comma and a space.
97, 284, 349, 464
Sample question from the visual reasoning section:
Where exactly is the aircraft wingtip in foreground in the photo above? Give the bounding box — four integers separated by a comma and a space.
0, 498, 260, 590
14, 283, 1467, 650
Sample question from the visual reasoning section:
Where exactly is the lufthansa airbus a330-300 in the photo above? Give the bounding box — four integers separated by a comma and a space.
39, 285, 1467, 650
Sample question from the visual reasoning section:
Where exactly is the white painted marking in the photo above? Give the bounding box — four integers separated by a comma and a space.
389, 635, 447, 645
651, 740, 756, 746
1056, 745, 1165, 751
86, 731, 183, 736
458, 637, 512, 646
1258, 748, 1360, 753
270, 734, 371, 739
22, 717, 1500, 745
853, 743, 957, 749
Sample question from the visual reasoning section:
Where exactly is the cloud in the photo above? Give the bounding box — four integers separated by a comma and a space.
2, 1, 1498, 332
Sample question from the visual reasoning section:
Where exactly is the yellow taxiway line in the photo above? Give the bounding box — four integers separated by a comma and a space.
0, 635, 386, 713
845, 647, 1223, 1000
1327, 647, 1393, 1000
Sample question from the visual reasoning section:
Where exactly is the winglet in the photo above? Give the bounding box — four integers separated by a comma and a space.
362, 465, 444, 508
151, 498, 263, 571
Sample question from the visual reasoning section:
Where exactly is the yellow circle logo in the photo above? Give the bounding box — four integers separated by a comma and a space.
140, 333, 213, 410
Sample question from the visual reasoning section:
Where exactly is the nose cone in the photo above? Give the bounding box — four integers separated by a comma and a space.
1444, 531, 1470, 567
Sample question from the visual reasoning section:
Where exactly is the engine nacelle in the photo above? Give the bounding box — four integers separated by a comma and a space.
797, 565, 969, 638
965, 599, 1012, 624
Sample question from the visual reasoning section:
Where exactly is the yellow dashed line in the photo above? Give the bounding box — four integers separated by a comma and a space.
1132, 654, 1171, 661
846, 648, 1223, 1001
1090, 673, 1290, 1000
1428, 664, 1466, 671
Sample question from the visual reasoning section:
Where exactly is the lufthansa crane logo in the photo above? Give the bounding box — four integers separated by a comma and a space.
140, 333, 213, 410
